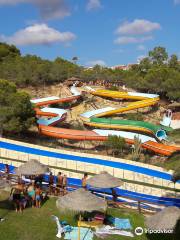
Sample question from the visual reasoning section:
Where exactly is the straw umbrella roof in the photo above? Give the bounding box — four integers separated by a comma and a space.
15, 159, 49, 176
56, 188, 107, 213
0, 179, 11, 190
87, 171, 123, 189
66, 77, 81, 81
145, 206, 180, 230
168, 102, 180, 109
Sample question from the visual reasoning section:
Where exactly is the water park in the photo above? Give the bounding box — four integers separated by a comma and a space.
0, 81, 180, 239
0, 1, 180, 239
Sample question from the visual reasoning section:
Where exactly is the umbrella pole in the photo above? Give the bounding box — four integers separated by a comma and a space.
78, 214, 81, 240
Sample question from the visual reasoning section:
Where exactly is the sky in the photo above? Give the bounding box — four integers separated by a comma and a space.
0, 0, 180, 67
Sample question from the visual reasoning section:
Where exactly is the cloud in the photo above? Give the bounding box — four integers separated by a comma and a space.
86, 60, 106, 66
0, 0, 70, 20
116, 19, 161, 35
114, 36, 153, 45
0, 24, 76, 46
86, 0, 102, 11
137, 44, 146, 51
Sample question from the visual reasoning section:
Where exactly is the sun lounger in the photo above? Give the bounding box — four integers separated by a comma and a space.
51, 215, 64, 238
51, 215, 72, 238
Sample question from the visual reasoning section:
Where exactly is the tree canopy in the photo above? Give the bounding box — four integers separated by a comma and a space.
0, 42, 20, 62
0, 79, 35, 135
105, 135, 126, 156
0, 42, 180, 101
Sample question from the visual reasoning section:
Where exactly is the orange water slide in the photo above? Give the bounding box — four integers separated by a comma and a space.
38, 125, 180, 156
39, 125, 107, 141
33, 95, 80, 107
142, 141, 180, 156
35, 108, 57, 117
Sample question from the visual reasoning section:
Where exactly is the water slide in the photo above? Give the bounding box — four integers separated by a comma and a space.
32, 87, 180, 156
84, 117, 171, 140
88, 89, 160, 116
82, 88, 172, 140
31, 86, 81, 126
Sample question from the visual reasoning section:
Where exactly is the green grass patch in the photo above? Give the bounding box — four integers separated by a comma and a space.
0, 191, 147, 240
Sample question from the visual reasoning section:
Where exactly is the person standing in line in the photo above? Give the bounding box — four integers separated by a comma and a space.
10, 181, 24, 212
56, 172, 63, 196
27, 181, 35, 207
35, 184, 42, 208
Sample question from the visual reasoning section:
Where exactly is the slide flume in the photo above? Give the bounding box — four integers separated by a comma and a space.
86, 118, 171, 140
81, 88, 171, 140
32, 87, 180, 156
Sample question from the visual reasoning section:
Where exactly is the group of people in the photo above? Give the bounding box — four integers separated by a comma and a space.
9, 171, 69, 212
3, 163, 117, 213
10, 180, 44, 212
49, 172, 68, 196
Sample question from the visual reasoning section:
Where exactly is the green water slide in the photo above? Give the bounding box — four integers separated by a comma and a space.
90, 117, 172, 140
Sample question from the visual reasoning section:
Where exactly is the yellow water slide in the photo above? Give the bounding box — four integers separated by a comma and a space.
90, 89, 159, 117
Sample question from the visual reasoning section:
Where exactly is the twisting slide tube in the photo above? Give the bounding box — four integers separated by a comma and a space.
81, 88, 172, 141
32, 87, 180, 156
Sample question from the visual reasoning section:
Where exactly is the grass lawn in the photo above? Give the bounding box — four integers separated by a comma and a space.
0, 191, 176, 240
0, 191, 147, 240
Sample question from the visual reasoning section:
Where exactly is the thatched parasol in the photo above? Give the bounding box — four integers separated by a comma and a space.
56, 188, 107, 240
87, 171, 123, 189
56, 188, 107, 213
66, 77, 81, 81
145, 206, 180, 230
15, 159, 49, 176
168, 102, 180, 109
0, 179, 11, 190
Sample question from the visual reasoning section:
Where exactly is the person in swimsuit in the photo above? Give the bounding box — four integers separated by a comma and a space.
82, 173, 88, 189
35, 185, 42, 208
10, 181, 24, 212
27, 182, 35, 207
56, 172, 63, 196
